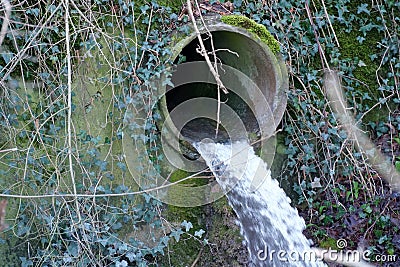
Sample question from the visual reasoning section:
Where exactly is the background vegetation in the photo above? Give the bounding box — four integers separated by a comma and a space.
0, 0, 399, 266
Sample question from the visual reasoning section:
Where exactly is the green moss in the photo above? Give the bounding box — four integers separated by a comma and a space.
161, 171, 247, 265
212, 195, 234, 216
221, 15, 280, 55
300, 0, 398, 124
320, 237, 339, 250
167, 169, 207, 223
336, 29, 380, 95
161, 170, 207, 266
331, 3, 393, 123
158, 0, 183, 13
162, 195, 246, 266
196, 198, 247, 266
160, 234, 203, 266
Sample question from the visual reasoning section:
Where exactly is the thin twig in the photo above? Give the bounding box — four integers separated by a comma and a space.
0, 168, 209, 199
190, 247, 204, 267
0, 3, 63, 86
215, 84, 221, 138
0, 147, 18, 153
0, 0, 11, 47
64, 0, 81, 222
189, 0, 227, 137
319, 0, 340, 47
138, 4, 153, 69
305, 1, 330, 71
211, 48, 239, 57
186, 0, 228, 94
363, 200, 391, 240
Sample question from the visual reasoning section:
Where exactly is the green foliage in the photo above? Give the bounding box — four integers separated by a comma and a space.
0, 0, 185, 265
221, 15, 280, 54
1, 0, 400, 265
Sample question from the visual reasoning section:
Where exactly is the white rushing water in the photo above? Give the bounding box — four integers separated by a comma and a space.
194, 140, 326, 267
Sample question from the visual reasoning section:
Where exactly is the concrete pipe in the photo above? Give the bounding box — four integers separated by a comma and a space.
160, 15, 287, 161
123, 15, 288, 206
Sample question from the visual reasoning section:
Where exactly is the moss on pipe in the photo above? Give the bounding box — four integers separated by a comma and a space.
221, 15, 280, 55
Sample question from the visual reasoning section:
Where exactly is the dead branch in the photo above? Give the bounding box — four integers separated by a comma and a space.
0, 0, 11, 47
0, 200, 8, 231
186, 0, 228, 94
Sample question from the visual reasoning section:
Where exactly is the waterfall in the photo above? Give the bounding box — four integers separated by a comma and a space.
194, 140, 326, 267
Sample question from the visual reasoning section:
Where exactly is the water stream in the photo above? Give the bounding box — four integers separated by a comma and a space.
194, 140, 327, 267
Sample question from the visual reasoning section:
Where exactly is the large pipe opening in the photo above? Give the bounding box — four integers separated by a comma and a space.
166, 82, 258, 143
123, 16, 288, 206
164, 29, 282, 146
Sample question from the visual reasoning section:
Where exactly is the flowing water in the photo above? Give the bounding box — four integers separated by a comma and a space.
194, 140, 327, 267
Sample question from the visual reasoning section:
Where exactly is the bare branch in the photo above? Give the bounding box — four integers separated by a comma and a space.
0, 200, 8, 232
0, 0, 11, 47
186, 0, 228, 94
64, 0, 81, 222
0, 168, 209, 199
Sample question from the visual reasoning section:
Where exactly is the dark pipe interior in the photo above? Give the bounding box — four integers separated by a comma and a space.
166, 83, 258, 143
166, 32, 260, 144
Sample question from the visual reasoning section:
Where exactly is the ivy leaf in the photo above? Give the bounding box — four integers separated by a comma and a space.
97, 238, 109, 247
181, 220, 193, 232
140, 5, 150, 13
194, 229, 205, 238
2, 52, 14, 64
358, 60, 367, 67
117, 162, 127, 172
126, 252, 136, 262
233, 0, 242, 7
159, 235, 170, 246
311, 178, 322, 189
115, 260, 128, 267
356, 36, 365, 43
118, 243, 128, 252
20, 257, 33, 267
67, 242, 79, 257
143, 193, 151, 203
26, 8, 39, 16
51, 46, 60, 53
162, 77, 174, 87
359, 23, 375, 35
357, 4, 370, 15
170, 228, 183, 242
112, 222, 123, 230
